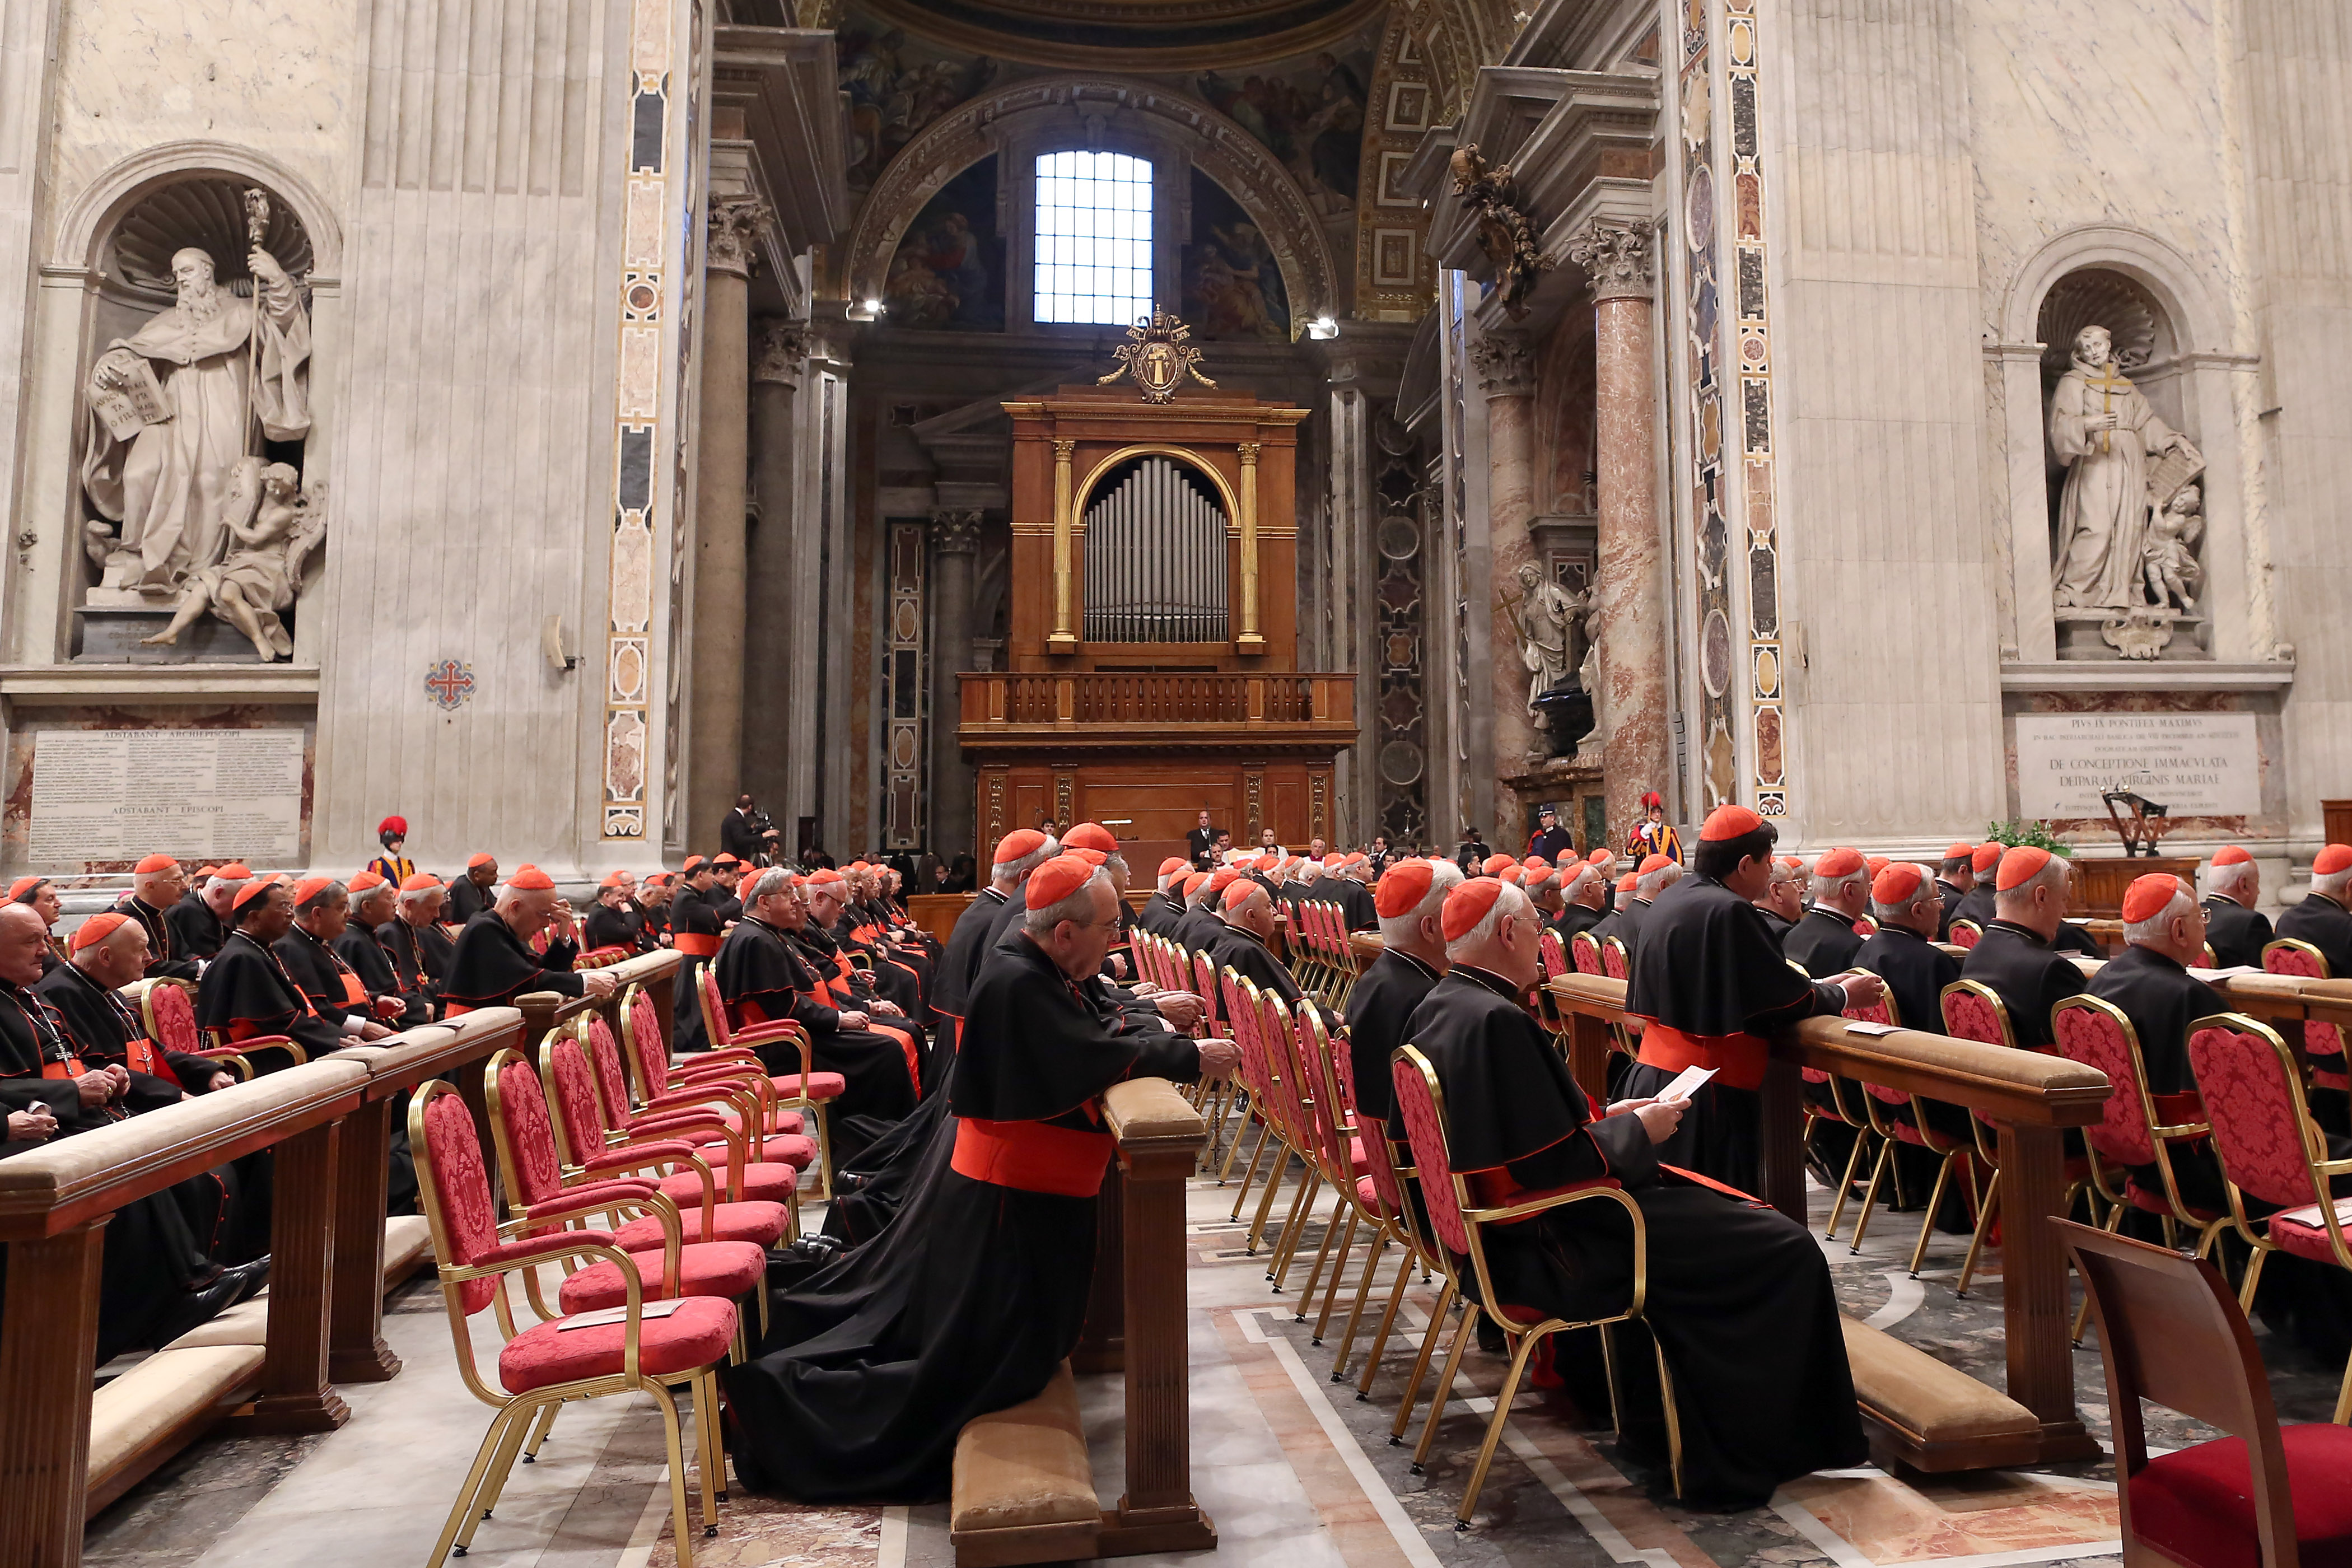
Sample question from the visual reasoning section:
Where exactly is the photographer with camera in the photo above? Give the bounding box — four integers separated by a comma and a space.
721, 792, 783, 867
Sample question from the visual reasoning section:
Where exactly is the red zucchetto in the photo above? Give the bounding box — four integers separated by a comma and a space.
1375, 861, 1435, 919
1440, 877, 1506, 941
1700, 804, 1763, 841
993, 829, 1048, 865
1024, 855, 1097, 910
1995, 846, 2052, 891
2121, 874, 2185, 924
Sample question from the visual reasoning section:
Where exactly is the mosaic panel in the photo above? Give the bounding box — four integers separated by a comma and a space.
1679, 0, 1735, 811
882, 520, 927, 848
1726, 0, 1786, 816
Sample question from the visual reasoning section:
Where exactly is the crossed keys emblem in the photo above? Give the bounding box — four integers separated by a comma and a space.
1098, 306, 1215, 404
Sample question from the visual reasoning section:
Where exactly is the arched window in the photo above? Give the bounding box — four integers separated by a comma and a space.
1034, 150, 1151, 325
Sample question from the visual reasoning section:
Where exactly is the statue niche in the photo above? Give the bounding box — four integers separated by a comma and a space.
73, 178, 320, 662
2037, 270, 2205, 661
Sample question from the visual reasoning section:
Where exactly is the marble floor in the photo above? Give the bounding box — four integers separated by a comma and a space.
83, 1132, 2351, 1568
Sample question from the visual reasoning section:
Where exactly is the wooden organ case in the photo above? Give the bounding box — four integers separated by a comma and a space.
956, 386, 1358, 872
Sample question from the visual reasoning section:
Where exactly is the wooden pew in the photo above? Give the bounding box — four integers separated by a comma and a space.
1546, 972, 2112, 1472
949, 1077, 1215, 1567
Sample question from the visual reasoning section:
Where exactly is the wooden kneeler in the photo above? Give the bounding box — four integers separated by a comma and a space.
949, 1362, 1099, 1567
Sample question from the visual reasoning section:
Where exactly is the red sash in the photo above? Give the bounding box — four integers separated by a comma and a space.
951, 1118, 1113, 1197
1635, 1023, 1771, 1091
122, 1035, 162, 1076
339, 973, 368, 1008
40, 1053, 87, 1080
674, 932, 721, 957
442, 1002, 475, 1018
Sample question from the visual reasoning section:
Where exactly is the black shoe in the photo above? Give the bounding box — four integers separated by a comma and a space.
833, 1172, 871, 1196
150, 1258, 269, 1346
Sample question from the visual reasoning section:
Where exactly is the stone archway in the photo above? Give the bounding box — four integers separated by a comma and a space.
841, 74, 1342, 329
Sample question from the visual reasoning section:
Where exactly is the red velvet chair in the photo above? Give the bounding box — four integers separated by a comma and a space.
482, 1046, 767, 1330
628, 981, 841, 1198
2262, 938, 2351, 1094
1217, 966, 1280, 1209
1600, 935, 1629, 983
1327, 1016, 1425, 1391
1257, 987, 1339, 1292
1570, 930, 1603, 976
137, 977, 270, 1080
2053, 995, 2221, 1249
1391, 1043, 1679, 1524
409, 1080, 735, 1568
587, 1012, 815, 1179
1289, 1006, 1376, 1341
541, 1030, 802, 1240
1847, 985, 1978, 1277
2059, 1216, 2352, 1568
2187, 1011, 2352, 1424
1949, 918, 1983, 950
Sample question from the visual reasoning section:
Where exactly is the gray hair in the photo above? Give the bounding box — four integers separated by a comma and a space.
2208, 856, 2258, 898
1635, 860, 1683, 899
1023, 866, 1109, 938
1994, 853, 2071, 911
1870, 864, 1942, 924
2317, 864, 2352, 902
296, 879, 347, 914
993, 838, 1054, 889
1377, 860, 1462, 945
1444, 880, 1532, 959
2124, 879, 2196, 945
749, 866, 798, 902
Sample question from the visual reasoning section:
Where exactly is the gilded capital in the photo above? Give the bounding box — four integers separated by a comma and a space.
1565, 218, 1656, 304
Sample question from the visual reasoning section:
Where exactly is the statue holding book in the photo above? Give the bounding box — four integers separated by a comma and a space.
78, 227, 312, 595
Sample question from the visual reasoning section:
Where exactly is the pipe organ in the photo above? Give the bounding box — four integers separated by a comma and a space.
1082, 456, 1229, 643
954, 382, 1356, 871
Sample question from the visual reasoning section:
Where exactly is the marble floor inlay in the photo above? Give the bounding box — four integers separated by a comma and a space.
81, 1125, 2349, 1568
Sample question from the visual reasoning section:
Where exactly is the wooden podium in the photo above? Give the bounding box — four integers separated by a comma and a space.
959, 383, 1356, 870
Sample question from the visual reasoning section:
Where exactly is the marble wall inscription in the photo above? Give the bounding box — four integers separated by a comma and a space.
29, 726, 305, 864
2014, 711, 2257, 819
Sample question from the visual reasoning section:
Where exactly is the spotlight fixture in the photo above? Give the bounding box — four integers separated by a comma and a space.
1308, 316, 1338, 339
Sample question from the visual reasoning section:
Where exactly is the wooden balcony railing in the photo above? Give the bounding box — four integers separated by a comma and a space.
958, 672, 1355, 753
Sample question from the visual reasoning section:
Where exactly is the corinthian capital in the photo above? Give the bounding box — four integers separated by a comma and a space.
705, 194, 770, 279
1565, 218, 1656, 304
752, 318, 806, 385
1469, 330, 1534, 398
930, 508, 984, 553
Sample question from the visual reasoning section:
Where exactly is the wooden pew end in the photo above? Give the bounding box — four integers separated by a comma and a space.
949, 1361, 1100, 1567
1841, 1318, 2054, 1473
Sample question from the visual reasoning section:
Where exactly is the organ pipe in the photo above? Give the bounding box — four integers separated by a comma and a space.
1080, 455, 1230, 643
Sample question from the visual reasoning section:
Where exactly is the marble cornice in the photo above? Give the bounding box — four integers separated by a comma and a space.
0, 663, 322, 711
1998, 661, 2295, 694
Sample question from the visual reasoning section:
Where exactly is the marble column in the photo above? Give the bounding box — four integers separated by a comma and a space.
928, 509, 982, 861
743, 318, 802, 817
1473, 328, 1537, 842
687, 194, 766, 853
1567, 218, 1671, 849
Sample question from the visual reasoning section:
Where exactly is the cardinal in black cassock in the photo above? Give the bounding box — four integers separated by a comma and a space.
2085, 875, 2233, 1214
1550, 893, 1605, 949
2200, 847, 2272, 968
379, 880, 456, 1005
446, 856, 498, 926
336, 878, 432, 1028
440, 871, 590, 1015
2275, 848, 2352, 977
1853, 875, 1963, 1035
722, 857, 1209, 1501
668, 861, 726, 1052
1207, 881, 1341, 1029
1957, 848, 2088, 1050
712, 890, 916, 1166
166, 866, 241, 962
932, 881, 1012, 1047
1137, 864, 1188, 937
1620, 809, 1865, 1193
1399, 875, 1864, 1510
38, 916, 223, 1107
1783, 852, 1866, 977
1952, 844, 2003, 932
198, 880, 350, 1065
272, 878, 401, 1047
1172, 877, 1229, 954
1345, 860, 1452, 1123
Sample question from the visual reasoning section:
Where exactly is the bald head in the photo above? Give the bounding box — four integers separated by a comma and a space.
498, 884, 562, 940
72, 917, 150, 987
0, 904, 50, 987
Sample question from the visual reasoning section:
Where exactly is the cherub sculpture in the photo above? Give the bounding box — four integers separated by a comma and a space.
142, 456, 325, 660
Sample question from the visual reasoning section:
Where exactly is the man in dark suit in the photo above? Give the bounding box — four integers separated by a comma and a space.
2200, 845, 2273, 969
1526, 804, 1573, 864
1186, 810, 1219, 870
721, 794, 778, 864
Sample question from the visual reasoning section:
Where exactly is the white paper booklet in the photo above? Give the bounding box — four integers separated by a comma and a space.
1656, 1064, 1717, 1103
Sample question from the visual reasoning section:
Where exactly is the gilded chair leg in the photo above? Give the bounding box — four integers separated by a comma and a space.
1231, 1126, 1273, 1221
1650, 1336, 1685, 1500
1217, 1097, 1257, 1185
1458, 1326, 1547, 1527
1824, 1126, 1870, 1240
649, 1381, 704, 1567
2237, 1245, 2271, 1314
1848, 1137, 1895, 1254
693, 1373, 724, 1525
1356, 1247, 1418, 1398
1391, 1280, 1457, 1441
1332, 1230, 1394, 1382
1244, 1144, 1291, 1254
520, 1401, 562, 1463
460, 1402, 539, 1540
1270, 1168, 1323, 1290
1313, 1211, 1365, 1342
1295, 1196, 1350, 1323
2332, 1346, 2352, 1426
1956, 1168, 2001, 1298
1907, 1154, 1958, 1278
813, 1104, 835, 1202
430, 1406, 521, 1568
1411, 1304, 1479, 1472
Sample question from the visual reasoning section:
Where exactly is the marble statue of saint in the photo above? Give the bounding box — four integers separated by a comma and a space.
142, 458, 323, 660
79, 244, 312, 591
2048, 324, 2192, 610
1512, 561, 1586, 717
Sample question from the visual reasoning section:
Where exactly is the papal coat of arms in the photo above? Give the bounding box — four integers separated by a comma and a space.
1098, 306, 1215, 404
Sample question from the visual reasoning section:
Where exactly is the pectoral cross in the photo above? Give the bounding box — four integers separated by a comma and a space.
2082, 365, 2133, 456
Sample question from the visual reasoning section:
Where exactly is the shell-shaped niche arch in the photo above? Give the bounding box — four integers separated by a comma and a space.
105, 177, 316, 307
843, 74, 1341, 332
2036, 268, 2173, 379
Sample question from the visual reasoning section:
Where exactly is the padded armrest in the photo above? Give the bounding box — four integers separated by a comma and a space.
526, 1180, 656, 1221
